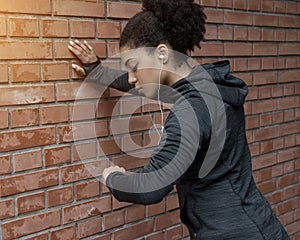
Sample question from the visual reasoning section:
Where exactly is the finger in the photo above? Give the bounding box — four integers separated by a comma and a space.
69, 41, 89, 57
83, 40, 93, 51
102, 168, 109, 180
74, 39, 91, 54
68, 44, 89, 63
68, 44, 84, 58
116, 166, 125, 172
72, 64, 86, 76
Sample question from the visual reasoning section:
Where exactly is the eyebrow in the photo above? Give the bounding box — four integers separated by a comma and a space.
124, 58, 135, 67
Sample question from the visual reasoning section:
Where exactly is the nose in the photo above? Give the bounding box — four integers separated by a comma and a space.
128, 72, 137, 85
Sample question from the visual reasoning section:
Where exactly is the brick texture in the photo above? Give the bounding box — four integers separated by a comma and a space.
0, 1, 299, 240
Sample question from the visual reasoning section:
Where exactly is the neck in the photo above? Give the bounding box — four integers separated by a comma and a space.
163, 62, 192, 86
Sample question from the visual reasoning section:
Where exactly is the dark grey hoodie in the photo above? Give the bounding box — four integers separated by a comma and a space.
85, 60, 289, 240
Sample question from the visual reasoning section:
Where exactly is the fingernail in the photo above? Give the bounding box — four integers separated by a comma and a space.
71, 64, 76, 69
69, 40, 74, 45
68, 45, 72, 49
84, 40, 87, 44
75, 40, 79, 43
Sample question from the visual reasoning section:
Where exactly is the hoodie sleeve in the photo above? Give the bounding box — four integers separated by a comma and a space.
106, 171, 174, 205
106, 105, 204, 205
83, 59, 136, 93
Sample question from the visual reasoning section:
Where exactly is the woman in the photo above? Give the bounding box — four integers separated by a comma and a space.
68, 0, 289, 239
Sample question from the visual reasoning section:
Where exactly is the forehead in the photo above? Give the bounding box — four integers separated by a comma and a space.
120, 47, 154, 61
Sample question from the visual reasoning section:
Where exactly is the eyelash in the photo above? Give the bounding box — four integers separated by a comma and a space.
131, 65, 138, 72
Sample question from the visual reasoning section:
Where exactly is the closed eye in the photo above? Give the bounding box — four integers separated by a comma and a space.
124, 58, 138, 72
131, 64, 138, 72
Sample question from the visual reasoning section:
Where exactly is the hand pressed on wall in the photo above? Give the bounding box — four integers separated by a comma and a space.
102, 166, 126, 182
68, 39, 98, 76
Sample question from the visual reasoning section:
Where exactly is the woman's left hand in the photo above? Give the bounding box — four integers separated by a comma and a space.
103, 166, 126, 182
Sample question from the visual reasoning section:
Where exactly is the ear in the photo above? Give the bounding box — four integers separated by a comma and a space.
156, 44, 169, 63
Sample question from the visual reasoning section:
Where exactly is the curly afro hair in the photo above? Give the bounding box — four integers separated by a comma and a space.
119, 0, 206, 54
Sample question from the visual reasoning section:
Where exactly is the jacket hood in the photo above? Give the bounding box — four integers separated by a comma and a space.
199, 60, 248, 108
163, 60, 248, 107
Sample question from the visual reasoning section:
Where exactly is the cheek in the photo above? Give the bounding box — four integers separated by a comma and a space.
136, 69, 158, 84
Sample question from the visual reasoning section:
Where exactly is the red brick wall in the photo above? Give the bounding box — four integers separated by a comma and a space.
0, 0, 299, 239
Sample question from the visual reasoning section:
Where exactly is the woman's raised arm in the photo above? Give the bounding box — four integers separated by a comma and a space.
68, 40, 135, 93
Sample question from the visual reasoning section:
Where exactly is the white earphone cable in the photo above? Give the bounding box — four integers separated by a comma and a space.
158, 58, 164, 134
149, 56, 165, 145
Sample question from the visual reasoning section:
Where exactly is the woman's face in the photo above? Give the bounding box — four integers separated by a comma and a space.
120, 46, 165, 99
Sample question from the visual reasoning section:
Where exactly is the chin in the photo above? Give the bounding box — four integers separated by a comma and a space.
141, 87, 159, 100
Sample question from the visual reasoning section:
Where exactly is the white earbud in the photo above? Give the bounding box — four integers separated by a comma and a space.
159, 54, 165, 59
